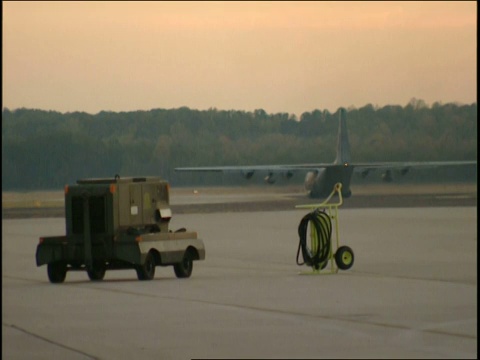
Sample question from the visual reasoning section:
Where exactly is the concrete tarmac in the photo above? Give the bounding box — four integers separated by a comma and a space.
2, 192, 477, 359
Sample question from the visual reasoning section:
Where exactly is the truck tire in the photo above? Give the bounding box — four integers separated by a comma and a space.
47, 262, 67, 283
174, 251, 193, 278
136, 252, 155, 280
87, 263, 106, 281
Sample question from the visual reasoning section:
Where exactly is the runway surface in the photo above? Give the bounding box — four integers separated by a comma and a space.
2, 193, 477, 359
1, 182, 477, 218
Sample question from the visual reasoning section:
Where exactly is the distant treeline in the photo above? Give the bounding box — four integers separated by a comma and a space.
2, 99, 477, 190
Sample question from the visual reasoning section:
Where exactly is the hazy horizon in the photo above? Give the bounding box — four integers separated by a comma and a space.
3, 1, 477, 117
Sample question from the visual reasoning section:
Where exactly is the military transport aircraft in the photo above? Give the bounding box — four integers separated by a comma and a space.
175, 108, 477, 198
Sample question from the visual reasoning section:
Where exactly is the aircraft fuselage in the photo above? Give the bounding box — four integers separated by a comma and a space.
305, 164, 354, 198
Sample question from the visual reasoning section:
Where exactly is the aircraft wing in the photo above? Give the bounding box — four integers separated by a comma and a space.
175, 160, 476, 187
351, 160, 477, 173
175, 163, 337, 174
175, 160, 476, 173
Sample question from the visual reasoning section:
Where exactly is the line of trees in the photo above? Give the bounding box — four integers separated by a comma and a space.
2, 100, 477, 190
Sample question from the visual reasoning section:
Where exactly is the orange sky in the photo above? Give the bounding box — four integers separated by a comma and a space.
2, 1, 477, 116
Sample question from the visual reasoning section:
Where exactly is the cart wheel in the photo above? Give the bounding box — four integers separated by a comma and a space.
335, 246, 354, 270
47, 262, 67, 283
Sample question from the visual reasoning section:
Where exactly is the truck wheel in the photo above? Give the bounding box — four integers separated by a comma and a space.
335, 246, 354, 270
174, 251, 193, 278
87, 263, 106, 281
47, 262, 67, 283
136, 252, 155, 280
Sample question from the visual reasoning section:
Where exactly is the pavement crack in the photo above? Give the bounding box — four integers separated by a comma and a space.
3, 322, 100, 359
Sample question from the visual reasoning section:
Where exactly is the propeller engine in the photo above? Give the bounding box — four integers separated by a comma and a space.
283, 171, 294, 180
304, 170, 318, 191
382, 170, 393, 182
242, 170, 254, 179
360, 169, 370, 178
399, 168, 409, 176
264, 173, 276, 184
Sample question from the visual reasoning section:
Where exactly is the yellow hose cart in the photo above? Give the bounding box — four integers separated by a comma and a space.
295, 183, 354, 274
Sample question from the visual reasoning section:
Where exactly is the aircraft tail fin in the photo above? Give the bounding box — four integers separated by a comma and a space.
334, 108, 351, 165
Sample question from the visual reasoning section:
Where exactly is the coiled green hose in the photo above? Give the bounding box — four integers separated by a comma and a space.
296, 208, 332, 270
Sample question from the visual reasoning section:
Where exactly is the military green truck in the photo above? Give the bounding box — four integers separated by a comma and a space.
36, 176, 205, 283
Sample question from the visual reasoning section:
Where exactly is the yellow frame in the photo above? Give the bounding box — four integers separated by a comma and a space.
295, 183, 343, 275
